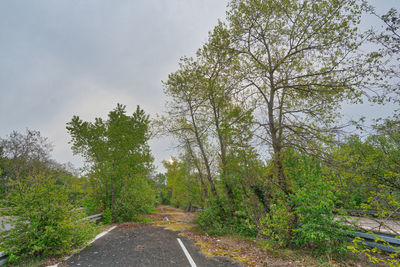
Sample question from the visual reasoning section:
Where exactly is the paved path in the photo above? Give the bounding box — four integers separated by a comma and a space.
338, 216, 400, 235
64, 224, 240, 267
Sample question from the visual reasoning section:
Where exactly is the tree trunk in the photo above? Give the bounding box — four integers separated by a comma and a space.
188, 99, 219, 199
186, 139, 208, 206
209, 94, 235, 216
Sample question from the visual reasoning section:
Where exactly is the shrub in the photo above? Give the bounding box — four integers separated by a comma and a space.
112, 177, 157, 222
196, 199, 227, 235
287, 153, 350, 257
0, 175, 98, 263
102, 206, 112, 224
196, 198, 257, 237
260, 198, 294, 247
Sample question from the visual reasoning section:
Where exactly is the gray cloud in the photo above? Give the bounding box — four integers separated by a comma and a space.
0, 0, 398, 171
0, 0, 229, 170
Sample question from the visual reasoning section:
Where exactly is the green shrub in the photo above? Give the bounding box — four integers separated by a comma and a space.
0, 175, 98, 263
196, 201, 227, 235
196, 198, 257, 237
102, 207, 112, 225
82, 195, 102, 216
260, 198, 294, 247
112, 177, 157, 222
287, 153, 350, 257
231, 209, 257, 237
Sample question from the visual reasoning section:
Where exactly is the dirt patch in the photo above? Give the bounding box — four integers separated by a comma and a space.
147, 205, 197, 232
42, 258, 68, 267
149, 206, 304, 266
182, 231, 315, 267
117, 222, 148, 231
137, 206, 382, 266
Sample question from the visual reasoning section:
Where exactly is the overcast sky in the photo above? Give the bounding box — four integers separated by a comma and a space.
0, 0, 398, 172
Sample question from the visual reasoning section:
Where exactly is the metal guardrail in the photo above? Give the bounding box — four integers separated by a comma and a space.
0, 213, 103, 266
350, 231, 400, 253
0, 251, 7, 266
85, 213, 103, 222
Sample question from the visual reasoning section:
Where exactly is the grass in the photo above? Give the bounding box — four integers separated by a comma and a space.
7, 256, 46, 267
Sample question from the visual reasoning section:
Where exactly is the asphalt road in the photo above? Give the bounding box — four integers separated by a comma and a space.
64, 224, 240, 267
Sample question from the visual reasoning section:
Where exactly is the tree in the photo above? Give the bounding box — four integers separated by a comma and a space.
0, 129, 54, 203
162, 58, 220, 200
161, 23, 259, 213
0, 129, 53, 180
163, 157, 201, 209
332, 117, 400, 207
154, 172, 171, 205
67, 104, 156, 221
365, 5, 400, 104
226, 0, 369, 197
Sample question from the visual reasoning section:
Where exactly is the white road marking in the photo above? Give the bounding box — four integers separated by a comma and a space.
88, 225, 117, 245
177, 238, 197, 267
47, 225, 117, 267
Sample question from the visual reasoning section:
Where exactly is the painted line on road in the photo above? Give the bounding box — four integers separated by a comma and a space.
88, 225, 117, 245
47, 225, 117, 267
177, 238, 197, 267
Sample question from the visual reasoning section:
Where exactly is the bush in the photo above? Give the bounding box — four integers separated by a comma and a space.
103, 207, 113, 224
112, 177, 157, 222
287, 153, 350, 257
260, 198, 294, 247
196, 200, 227, 235
0, 175, 98, 263
196, 198, 257, 237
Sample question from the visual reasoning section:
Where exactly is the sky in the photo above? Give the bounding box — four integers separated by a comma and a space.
0, 0, 398, 172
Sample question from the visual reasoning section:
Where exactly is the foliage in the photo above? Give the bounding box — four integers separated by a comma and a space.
0, 175, 98, 263
286, 152, 350, 257
196, 198, 257, 237
102, 207, 112, 225
157, 0, 399, 262
163, 158, 201, 209
67, 104, 156, 221
331, 117, 400, 213
348, 234, 400, 267
112, 176, 157, 222
154, 173, 171, 205
0, 129, 53, 201
365, 4, 400, 105
332, 117, 400, 263
196, 199, 227, 236
260, 198, 293, 248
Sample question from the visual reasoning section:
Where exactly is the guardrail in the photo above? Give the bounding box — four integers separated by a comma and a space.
350, 231, 400, 253
0, 213, 103, 266
0, 251, 7, 266
85, 213, 103, 222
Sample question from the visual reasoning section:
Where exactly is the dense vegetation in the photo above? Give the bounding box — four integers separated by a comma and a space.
67, 104, 157, 221
0, 105, 157, 262
0, 0, 399, 265
157, 0, 400, 262
0, 130, 98, 263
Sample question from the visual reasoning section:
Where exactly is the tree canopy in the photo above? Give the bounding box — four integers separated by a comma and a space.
67, 104, 156, 221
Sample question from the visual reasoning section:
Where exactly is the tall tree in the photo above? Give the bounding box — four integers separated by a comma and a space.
162, 58, 220, 200
365, 5, 400, 106
0, 129, 53, 180
67, 104, 155, 219
0, 129, 55, 203
226, 0, 369, 195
